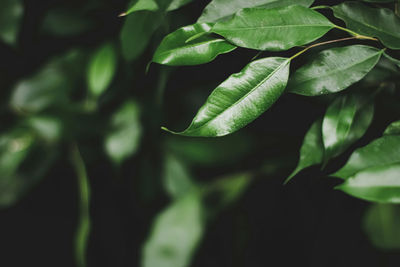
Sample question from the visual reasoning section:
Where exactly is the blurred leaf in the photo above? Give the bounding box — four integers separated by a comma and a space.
0, 0, 23, 45
337, 164, 400, 203
42, 8, 94, 37
384, 120, 400, 136
120, 11, 163, 61
27, 115, 63, 143
153, 23, 236, 66
87, 43, 117, 98
322, 94, 374, 162
285, 119, 324, 183
104, 100, 142, 165
384, 53, 400, 68
289, 45, 383, 96
211, 6, 333, 51
141, 192, 204, 267
363, 203, 400, 251
163, 154, 196, 199
163, 57, 290, 137
198, 0, 314, 23
332, 2, 400, 49
333, 135, 400, 179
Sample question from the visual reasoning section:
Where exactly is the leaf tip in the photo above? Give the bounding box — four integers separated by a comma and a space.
118, 12, 127, 17
161, 126, 177, 134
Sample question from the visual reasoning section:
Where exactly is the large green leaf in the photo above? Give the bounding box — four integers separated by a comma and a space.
289, 45, 383, 96
337, 164, 400, 203
87, 43, 117, 97
163, 57, 290, 137
141, 192, 204, 267
211, 5, 334, 51
363, 204, 400, 251
384, 120, 400, 136
333, 135, 400, 179
285, 119, 324, 184
332, 2, 400, 50
153, 23, 236, 66
197, 0, 315, 23
322, 94, 374, 161
120, 11, 163, 61
104, 100, 142, 165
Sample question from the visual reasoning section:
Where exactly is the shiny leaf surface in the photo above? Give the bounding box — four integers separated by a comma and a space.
333, 135, 400, 179
153, 23, 236, 66
289, 45, 383, 96
332, 2, 400, 49
198, 0, 314, 23
337, 164, 400, 203
163, 57, 290, 137
212, 5, 334, 51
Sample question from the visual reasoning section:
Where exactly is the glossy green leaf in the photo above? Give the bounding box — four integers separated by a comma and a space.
384, 120, 400, 136
0, 0, 23, 45
104, 100, 142, 165
337, 164, 400, 203
163, 154, 196, 199
153, 23, 236, 66
289, 45, 383, 96
285, 119, 324, 183
87, 43, 117, 97
141, 193, 204, 267
163, 57, 290, 137
198, 0, 314, 23
124, 0, 159, 16
322, 94, 374, 161
333, 135, 400, 179
363, 204, 400, 251
212, 5, 334, 51
120, 11, 163, 61
332, 2, 400, 49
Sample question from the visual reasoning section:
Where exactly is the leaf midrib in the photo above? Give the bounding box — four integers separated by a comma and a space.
214, 24, 333, 32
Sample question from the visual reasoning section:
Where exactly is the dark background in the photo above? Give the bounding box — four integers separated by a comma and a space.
0, 0, 400, 266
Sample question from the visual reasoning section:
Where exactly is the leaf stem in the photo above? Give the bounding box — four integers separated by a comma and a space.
311, 5, 331, 10
334, 25, 378, 41
290, 37, 358, 60
71, 143, 91, 267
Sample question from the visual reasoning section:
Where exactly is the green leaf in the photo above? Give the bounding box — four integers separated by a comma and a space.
27, 115, 63, 143
337, 164, 400, 203
163, 57, 290, 137
124, 0, 159, 16
104, 100, 142, 165
198, 0, 315, 23
363, 204, 400, 251
332, 2, 400, 50
163, 154, 196, 199
87, 43, 117, 97
153, 23, 236, 66
384, 120, 400, 136
333, 135, 400, 179
212, 5, 334, 51
166, 0, 193, 11
120, 11, 163, 61
289, 45, 383, 96
141, 192, 204, 267
285, 119, 324, 183
322, 94, 374, 161
383, 53, 400, 68
0, 0, 23, 45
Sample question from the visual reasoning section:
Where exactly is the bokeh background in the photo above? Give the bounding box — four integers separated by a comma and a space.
1, 0, 400, 266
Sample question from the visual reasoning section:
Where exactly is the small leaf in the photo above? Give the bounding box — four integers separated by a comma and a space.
104, 100, 142, 165
332, 2, 400, 50
384, 120, 400, 136
163, 57, 290, 137
333, 135, 400, 179
153, 23, 236, 66
289, 45, 383, 96
124, 0, 159, 16
163, 154, 196, 199
141, 192, 204, 267
0, 0, 23, 45
212, 5, 334, 51
337, 164, 400, 203
198, 0, 315, 23
363, 204, 400, 251
87, 43, 117, 97
322, 94, 374, 162
285, 119, 324, 183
